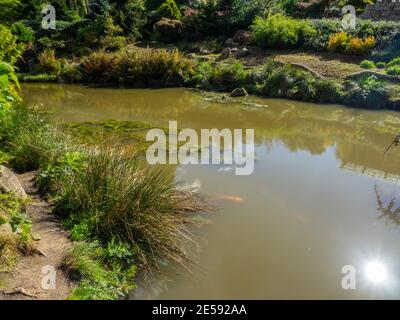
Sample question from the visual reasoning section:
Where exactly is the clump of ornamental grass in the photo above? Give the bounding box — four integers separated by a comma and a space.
37, 48, 61, 75
0, 106, 70, 171
78, 47, 194, 86
79, 50, 117, 83
114, 47, 194, 86
55, 145, 207, 275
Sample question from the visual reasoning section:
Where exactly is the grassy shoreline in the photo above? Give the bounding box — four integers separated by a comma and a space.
18, 46, 400, 110
0, 105, 207, 299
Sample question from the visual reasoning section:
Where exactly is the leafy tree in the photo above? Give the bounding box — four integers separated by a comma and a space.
108, 0, 147, 40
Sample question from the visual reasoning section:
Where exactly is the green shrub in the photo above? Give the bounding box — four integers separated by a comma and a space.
157, 0, 181, 20
376, 62, 386, 68
207, 61, 248, 90
0, 24, 24, 64
261, 64, 314, 100
387, 57, 400, 67
314, 79, 344, 103
191, 61, 214, 87
0, 61, 20, 110
387, 65, 400, 75
250, 14, 316, 49
0, 149, 12, 165
386, 57, 400, 76
99, 16, 126, 51
0, 193, 32, 242
11, 22, 34, 43
37, 151, 87, 193
0, 192, 34, 274
305, 19, 340, 51
64, 241, 136, 300
360, 60, 376, 69
191, 60, 249, 90
257, 62, 343, 103
344, 75, 391, 108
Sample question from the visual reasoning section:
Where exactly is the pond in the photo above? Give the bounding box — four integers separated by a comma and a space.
22, 83, 400, 299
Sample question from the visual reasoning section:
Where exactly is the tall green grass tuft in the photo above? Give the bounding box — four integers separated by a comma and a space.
1, 105, 207, 288
0, 106, 69, 171
56, 146, 205, 273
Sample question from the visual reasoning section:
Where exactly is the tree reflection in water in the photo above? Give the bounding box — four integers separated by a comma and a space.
375, 184, 400, 226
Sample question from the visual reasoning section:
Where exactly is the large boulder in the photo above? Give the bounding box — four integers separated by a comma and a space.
0, 166, 27, 200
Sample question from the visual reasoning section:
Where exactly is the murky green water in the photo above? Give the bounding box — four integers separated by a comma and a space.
22, 83, 400, 299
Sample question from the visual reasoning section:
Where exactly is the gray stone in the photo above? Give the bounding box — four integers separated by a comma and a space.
230, 87, 248, 97
199, 49, 211, 54
225, 38, 233, 46
0, 166, 27, 200
220, 47, 231, 60
235, 47, 249, 58
197, 56, 212, 62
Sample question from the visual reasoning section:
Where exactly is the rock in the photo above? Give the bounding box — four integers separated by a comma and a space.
197, 56, 212, 62
68, 270, 82, 282
0, 166, 27, 200
230, 87, 248, 97
220, 47, 231, 60
235, 47, 249, 58
199, 49, 211, 55
225, 38, 233, 46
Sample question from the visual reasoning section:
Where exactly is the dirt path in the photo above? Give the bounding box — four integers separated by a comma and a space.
0, 172, 74, 300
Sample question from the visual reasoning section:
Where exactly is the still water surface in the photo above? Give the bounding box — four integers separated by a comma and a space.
22, 83, 400, 299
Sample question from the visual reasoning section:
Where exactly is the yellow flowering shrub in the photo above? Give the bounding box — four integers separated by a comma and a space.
327, 32, 376, 55
327, 32, 350, 52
